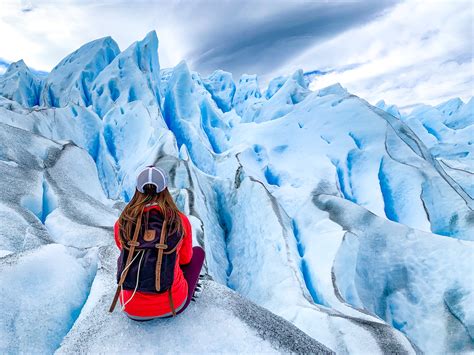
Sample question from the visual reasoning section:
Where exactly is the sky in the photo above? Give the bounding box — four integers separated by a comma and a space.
0, 0, 472, 109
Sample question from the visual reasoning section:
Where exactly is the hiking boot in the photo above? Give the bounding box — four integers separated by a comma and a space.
191, 280, 203, 302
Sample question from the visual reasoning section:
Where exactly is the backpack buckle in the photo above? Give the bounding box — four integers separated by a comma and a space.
127, 241, 140, 247
155, 243, 168, 249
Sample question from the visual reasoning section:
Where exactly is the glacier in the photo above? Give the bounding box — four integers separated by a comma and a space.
0, 60, 42, 107
0, 30, 472, 354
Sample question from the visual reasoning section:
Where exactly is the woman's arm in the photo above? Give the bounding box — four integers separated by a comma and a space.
179, 213, 193, 265
114, 219, 122, 250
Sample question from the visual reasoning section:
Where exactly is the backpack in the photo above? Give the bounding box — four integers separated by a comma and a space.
109, 206, 183, 315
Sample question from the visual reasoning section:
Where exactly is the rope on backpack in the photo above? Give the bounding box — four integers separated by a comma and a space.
109, 208, 144, 313
121, 249, 145, 311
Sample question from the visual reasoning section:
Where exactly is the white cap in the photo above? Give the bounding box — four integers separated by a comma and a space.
136, 166, 168, 193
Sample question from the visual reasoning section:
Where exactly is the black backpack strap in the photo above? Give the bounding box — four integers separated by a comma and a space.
109, 208, 144, 313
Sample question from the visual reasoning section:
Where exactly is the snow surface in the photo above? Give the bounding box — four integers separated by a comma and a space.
315, 194, 474, 353
0, 30, 472, 354
57, 246, 332, 354
0, 244, 97, 353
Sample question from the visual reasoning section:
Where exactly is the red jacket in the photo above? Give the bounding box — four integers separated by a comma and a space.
114, 204, 193, 317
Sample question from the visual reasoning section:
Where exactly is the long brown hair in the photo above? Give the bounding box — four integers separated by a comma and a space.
118, 184, 184, 246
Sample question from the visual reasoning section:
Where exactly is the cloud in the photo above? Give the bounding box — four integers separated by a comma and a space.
0, 0, 472, 107
296, 0, 473, 107
0, 0, 398, 75
183, 1, 398, 78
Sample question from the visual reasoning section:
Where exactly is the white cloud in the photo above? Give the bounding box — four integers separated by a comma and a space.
0, 0, 472, 108
287, 0, 473, 107
0, 0, 188, 70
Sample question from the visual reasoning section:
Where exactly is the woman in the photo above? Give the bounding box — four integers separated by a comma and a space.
109, 165, 205, 320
